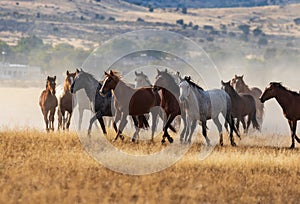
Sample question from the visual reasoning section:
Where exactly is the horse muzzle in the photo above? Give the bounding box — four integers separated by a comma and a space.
153, 86, 160, 92
259, 97, 265, 103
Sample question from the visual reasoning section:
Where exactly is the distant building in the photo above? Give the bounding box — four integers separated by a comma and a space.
0, 63, 42, 80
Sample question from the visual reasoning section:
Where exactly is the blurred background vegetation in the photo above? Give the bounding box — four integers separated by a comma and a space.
0, 36, 90, 75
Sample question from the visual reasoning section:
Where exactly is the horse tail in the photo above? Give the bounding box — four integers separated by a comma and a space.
251, 109, 260, 131
137, 115, 149, 129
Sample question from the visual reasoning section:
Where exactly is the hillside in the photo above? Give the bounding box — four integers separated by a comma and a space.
0, 0, 300, 84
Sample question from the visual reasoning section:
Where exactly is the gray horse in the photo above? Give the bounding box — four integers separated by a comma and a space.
179, 76, 239, 146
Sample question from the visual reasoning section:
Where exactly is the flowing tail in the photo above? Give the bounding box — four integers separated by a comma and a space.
252, 109, 260, 131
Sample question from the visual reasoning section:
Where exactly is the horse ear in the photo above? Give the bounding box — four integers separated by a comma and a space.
157, 69, 161, 74
221, 80, 225, 85
76, 69, 80, 74
235, 75, 237, 78
104, 71, 109, 76
66, 70, 69, 75
135, 71, 138, 76
109, 70, 114, 75
47, 76, 50, 80
241, 75, 244, 79
80, 68, 83, 72
54, 76, 56, 80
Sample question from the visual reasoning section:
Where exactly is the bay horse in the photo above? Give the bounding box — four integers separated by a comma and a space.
231, 75, 264, 125
57, 70, 74, 130
260, 82, 300, 148
153, 69, 182, 144
179, 76, 239, 146
39, 76, 58, 132
222, 80, 260, 133
100, 70, 161, 142
70, 69, 117, 136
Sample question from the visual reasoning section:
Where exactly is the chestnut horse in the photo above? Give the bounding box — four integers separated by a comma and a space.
57, 71, 74, 130
222, 80, 260, 133
260, 82, 300, 148
100, 70, 161, 142
153, 69, 181, 144
39, 76, 58, 131
231, 75, 264, 125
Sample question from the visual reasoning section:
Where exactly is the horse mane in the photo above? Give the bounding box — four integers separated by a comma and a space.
274, 82, 300, 96
184, 76, 204, 91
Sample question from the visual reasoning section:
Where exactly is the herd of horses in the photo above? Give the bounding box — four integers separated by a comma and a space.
39, 69, 300, 149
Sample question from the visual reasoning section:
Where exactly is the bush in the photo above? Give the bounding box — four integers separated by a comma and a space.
148, 6, 154, 12
176, 19, 184, 25
294, 18, 300, 25
238, 24, 250, 35
182, 7, 187, 14
137, 18, 144, 22
253, 27, 263, 36
258, 37, 268, 46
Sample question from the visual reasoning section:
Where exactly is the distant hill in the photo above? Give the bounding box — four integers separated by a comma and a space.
123, 0, 300, 8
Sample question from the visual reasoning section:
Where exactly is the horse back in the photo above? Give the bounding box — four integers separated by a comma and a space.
250, 87, 262, 98
129, 87, 160, 115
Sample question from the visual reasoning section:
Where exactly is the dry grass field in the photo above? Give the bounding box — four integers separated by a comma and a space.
1, 129, 300, 203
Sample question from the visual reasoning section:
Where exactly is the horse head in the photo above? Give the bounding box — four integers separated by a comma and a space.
260, 82, 281, 103
100, 70, 120, 95
46, 76, 56, 95
134, 71, 151, 88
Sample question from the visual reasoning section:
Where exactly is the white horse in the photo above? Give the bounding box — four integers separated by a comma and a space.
179, 76, 239, 146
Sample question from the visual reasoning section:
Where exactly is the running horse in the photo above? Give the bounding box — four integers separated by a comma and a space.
231, 75, 264, 125
222, 80, 260, 133
100, 70, 161, 142
57, 71, 74, 130
39, 76, 58, 132
260, 82, 300, 148
153, 69, 181, 144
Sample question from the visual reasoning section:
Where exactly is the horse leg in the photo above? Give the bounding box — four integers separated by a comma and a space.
289, 120, 296, 149
184, 118, 191, 143
180, 113, 188, 143
150, 109, 159, 142
57, 107, 62, 130
116, 113, 127, 141
66, 111, 72, 130
49, 108, 55, 131
201, 119, 210, 146
43, 109, 49, 132
187, 119, 197, 144
113, 110, 121, 133
88, 114, 97, 136
162, 113, 176, 144
213, 117, 223, 146
96, 112, 106, 135
131, 116, 139, 143
224, 112, 238, 146
242, 117, 248, 134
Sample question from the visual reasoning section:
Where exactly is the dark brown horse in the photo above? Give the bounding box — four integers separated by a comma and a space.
260, 82, 300, 148
99, 70, 161, 142
39, 76, 58, 131
231, 75, 264, 125
153, 69, 181, 144
57, 71, 74, 130
222, 80, 260, 133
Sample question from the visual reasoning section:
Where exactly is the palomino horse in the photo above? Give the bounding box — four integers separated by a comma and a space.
100, 70, 161, 142
57, 71, 74, 130
222, 80, 260, 133
260, 82, 300, 148
179, 76, 239, 146
70, 69, 116, 135
39, 76, 58, 131
153, 69, 182, 144
231, 75, 264, 125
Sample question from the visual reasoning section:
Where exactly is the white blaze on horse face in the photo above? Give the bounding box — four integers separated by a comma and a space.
179, 81, 190, 102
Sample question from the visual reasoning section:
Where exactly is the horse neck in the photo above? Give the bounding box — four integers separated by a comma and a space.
237, 81, 250, 93
274, 88, 294, 111
64, 82, 71, 93
227, 87, 240, 101
166, 81, 180, 97
84, 78, 99, 102
113, 80, 134, 102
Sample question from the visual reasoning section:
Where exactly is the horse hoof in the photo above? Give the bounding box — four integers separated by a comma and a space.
120, 135, 125, 141
231, 142, 237, 147
131, 138, 136, 143
167, 136, 174, 143
289, 145, 295, 149
161, 139, 166, 144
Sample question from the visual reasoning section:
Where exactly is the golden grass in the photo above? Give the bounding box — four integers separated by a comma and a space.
0, 129, 300, 203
